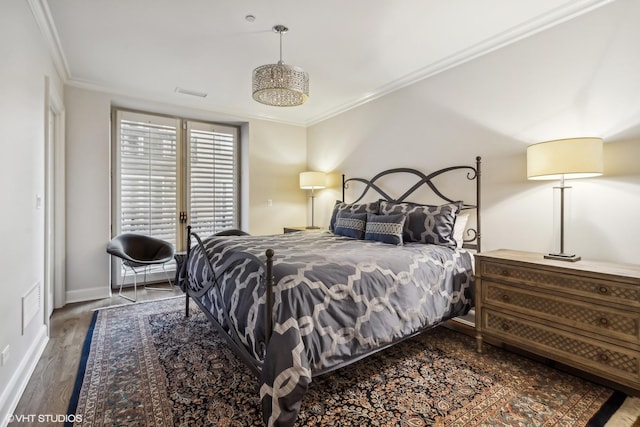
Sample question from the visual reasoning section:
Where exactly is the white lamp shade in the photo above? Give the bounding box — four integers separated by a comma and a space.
299, 171, 326, 189
527, 137, 603, 180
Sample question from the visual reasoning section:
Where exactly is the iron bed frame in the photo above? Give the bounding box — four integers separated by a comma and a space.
183, 156, 481, 379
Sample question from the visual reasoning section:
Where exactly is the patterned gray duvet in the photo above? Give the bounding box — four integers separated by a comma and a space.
184, 231, 474, 426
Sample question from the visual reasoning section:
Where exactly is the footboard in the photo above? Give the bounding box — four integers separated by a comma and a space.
184, 225, 274, 377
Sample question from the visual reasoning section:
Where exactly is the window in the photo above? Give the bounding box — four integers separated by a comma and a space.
111, 109, 240, 284
187, 121, 238, 238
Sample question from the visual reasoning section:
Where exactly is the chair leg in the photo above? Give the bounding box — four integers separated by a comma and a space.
144, 263, 175, 292
118, 265, 137, 303
133, 268, 138, 301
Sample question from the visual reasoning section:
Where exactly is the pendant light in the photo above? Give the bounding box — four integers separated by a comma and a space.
252, 25, 309, 107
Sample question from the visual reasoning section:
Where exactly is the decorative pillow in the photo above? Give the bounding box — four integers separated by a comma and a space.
364, 213, 405, 245
379, 200, 462, 248
329, 200, 379, 232
453, 212, 470, 248
334, 211, 367, 239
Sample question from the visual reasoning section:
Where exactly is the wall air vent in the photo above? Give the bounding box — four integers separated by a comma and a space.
175, 87, 208, 98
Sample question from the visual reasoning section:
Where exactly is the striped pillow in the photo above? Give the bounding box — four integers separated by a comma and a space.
334, 212, 367, 239
329, 200, 379, 232
364, 213, 405, 245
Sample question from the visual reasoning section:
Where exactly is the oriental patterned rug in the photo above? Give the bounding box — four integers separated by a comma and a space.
67, 297, 630, 426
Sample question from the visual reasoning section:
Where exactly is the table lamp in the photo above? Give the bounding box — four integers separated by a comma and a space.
300, 171, 326, 229
527, 137, 603, 261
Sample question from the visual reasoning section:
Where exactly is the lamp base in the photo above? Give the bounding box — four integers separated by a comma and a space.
544, 253, 581, 262
305, 226, 320, 230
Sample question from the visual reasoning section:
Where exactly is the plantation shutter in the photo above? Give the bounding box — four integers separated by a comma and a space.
117, 111, 178, 246
187, 121, 239, 237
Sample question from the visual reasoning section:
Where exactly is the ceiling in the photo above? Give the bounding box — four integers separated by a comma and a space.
41, 0, 612, 126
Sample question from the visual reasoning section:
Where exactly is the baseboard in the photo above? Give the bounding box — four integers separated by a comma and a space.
444, 318, 476, 337
65, 286, 111, 304
444, 309, 476, 337
0, 325, 48, 427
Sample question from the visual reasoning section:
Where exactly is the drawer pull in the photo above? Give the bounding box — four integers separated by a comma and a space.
501, 323, 510, 331
598, 353, 609, 362
598, 286, 609, 295
501, 270, 510, 277
501, 294, 511, 303
598, 317, 609, 326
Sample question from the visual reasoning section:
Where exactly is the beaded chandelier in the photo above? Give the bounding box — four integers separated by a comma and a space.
252, 25, 309, 107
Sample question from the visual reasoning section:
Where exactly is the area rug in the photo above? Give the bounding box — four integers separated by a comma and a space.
67, 297, 630, 426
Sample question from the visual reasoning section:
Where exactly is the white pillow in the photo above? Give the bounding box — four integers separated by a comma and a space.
453, 212, 470, 248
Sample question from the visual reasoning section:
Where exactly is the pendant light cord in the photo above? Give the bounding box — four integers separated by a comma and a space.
278, 28, 284, 64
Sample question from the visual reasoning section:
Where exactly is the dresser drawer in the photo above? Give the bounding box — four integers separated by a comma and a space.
481, 261, 640, 307
484, 281, 640, 343
482, 310, 640, 386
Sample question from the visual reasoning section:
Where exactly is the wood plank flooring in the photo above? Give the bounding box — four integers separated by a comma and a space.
9, 286, 183, 426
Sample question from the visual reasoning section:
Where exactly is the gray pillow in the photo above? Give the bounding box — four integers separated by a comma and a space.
329, 200, 379, 232
379, 200, 462, 248
364, 213, 405, 245
334, 211, 367, 239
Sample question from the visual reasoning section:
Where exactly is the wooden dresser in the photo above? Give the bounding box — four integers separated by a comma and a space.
475, 249, 640, 393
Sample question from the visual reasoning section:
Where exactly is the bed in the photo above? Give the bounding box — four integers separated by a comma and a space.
180, 157, 481, 426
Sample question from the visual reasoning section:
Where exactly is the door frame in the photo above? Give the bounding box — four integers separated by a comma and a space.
44, 77, 66, 328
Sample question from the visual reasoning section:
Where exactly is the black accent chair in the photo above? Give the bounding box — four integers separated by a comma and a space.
107, 233, 176, 302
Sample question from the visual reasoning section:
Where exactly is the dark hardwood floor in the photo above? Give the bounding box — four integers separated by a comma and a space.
9, 286, 183, 427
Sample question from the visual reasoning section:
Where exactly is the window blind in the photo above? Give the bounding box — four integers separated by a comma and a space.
188, 122, 238, 238
119, 117, 178, 246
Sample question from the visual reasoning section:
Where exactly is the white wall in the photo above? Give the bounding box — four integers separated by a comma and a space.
307, 0, 640, 265
0, 1, 63, 424
64, 86, 308, 301
247, 120, 308, 235
64, 87, 111, 302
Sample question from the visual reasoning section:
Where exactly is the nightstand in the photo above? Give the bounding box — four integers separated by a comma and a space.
475, 249, 640, 394
283, 226, 326, 233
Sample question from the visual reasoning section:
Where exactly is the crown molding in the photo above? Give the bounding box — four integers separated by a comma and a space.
304, 0, 613, 127
27, 0, 71, 82
66, 78, 308, 127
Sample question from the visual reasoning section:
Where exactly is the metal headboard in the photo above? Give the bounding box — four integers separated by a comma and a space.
342, 156, 481, 251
